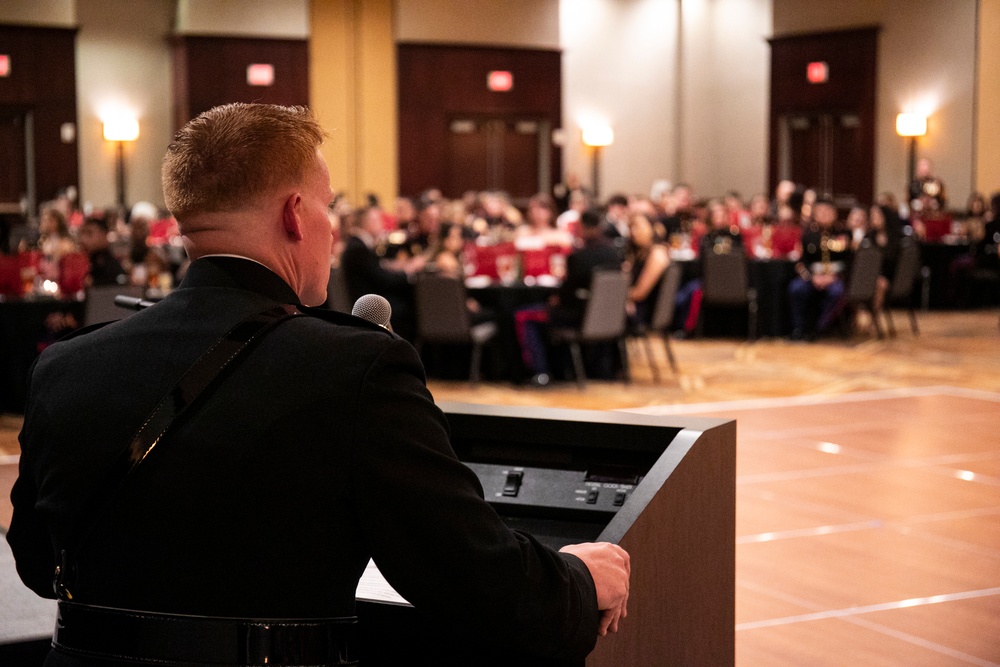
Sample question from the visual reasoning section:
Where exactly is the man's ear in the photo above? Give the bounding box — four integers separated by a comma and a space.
282, 193, 304, 241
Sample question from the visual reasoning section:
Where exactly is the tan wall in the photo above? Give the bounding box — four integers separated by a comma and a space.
395, 0, 559, 48
978, 0, 1000, 197
175, 0, 309, 37
76, 0, 175, 211
310, 0, 397, 206
773, 0, 978, 208
561, 0, 679, 198
0, 0, 75, 26
680, 0, 771, 200
561, 0, 771, 201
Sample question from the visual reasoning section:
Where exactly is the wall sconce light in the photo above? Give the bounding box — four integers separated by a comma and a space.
582, 125, 613, 201
896, 113, 927, 185
103, 116, 139, 211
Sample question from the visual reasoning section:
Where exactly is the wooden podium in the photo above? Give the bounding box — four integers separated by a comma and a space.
356, 403, 736, 666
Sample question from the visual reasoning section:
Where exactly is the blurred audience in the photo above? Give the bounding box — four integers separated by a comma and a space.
77, 216, 126, 287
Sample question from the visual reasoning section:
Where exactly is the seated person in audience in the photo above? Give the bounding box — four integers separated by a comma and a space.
770, 193, 805, 260
869, 204, 905, 312
77, 216, 126, 287
517, 209, 623, 386
625, 212, 670, 328
673, 199, 745, 336
132, 247, 174, 297
951, 192, 1000, 305
556, 189, 589, 237
660, 183, 695, 236
406, 198, 443, 257
517, 193, 573, 248
341, 205, 423, 341
553, 171, 587, 213
908, 157, 947, 214
125, 202, 158, 271
846, 206, 870, 251
425, 222, 494, 325
602, 194, 631, 240
963, 192, 989, 242
799, 188, 817, 225
788, 197, 852, 340
742, 193, 774, 258
37, 206, 78, 264
443, 197, 473, 229
724, 191, 748, 229
769, 179, 796, 219
393, 195, 417, 232
473, 191, 521, 241
427, 221, 468, 279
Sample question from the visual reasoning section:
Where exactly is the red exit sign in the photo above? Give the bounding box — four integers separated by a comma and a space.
807, 61, 828, 84
487, 70, 513, 92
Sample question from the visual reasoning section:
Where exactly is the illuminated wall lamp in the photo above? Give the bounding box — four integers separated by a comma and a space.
104, 117, 139, 210
896, 113, 927, 184
582, 126, 613, 201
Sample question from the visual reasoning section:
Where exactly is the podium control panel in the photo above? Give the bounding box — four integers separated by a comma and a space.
466, 462, 639, 514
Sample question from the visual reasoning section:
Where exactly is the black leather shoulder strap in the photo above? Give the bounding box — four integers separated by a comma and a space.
55, 303, 303, 600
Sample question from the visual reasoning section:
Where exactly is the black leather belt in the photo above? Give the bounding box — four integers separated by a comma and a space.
53, 601, 358, 666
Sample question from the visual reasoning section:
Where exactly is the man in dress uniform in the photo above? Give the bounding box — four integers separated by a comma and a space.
7, 103, 629, 666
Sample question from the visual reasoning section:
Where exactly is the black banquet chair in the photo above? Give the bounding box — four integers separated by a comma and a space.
84, 284, 145, 326
697, 251, 758, 340
549, 270, 631, 389
882, 238, 921, 336
629, 262, 681, 382
842, 243, 884, 338
413, 273, 497, 384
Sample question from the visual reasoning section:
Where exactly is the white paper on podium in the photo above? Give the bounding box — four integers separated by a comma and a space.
355, 559, 412, 606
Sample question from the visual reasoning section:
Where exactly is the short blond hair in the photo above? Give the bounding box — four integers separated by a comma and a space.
162, 103, 325, 221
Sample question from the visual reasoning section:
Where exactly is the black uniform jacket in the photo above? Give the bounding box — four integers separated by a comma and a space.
7, 256, 598, 663
553, 238, 622, 325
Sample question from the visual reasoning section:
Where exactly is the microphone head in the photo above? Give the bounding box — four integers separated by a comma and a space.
352, 294, 393, 330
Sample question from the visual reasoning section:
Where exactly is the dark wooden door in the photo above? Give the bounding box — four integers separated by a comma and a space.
769, 28, 878, 207
0, 108, 27, 213
446, 117, 542, 201
783, 112, 863, 206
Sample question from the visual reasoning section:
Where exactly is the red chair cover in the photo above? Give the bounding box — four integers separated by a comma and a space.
58, 252, 91, 294
771, 225, 802, 259
0, 255, 22, 296
521, 247, 558, 277
469, 242, 517, 280
920, 216, 952, 243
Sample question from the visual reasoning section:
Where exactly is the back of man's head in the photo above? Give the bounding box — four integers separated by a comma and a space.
606, 194, 628, 210
579, 208, 604, 239
162, 103, 325, 223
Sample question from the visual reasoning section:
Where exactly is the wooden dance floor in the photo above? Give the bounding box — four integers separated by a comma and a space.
633, 388, 1000, 666
2, 309, 999, 664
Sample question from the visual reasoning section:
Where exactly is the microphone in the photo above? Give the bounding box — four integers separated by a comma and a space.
352, 294, 393, 332
114, 295, 158, 311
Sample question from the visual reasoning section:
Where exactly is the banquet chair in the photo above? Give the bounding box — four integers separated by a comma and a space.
882, 238, 921, 336
84, 284, 145, 326
326, 266, 351, 313
629, 262, 681, 382
549, 270, 631, 389
414, 273, 497, 384
58, 252, 90, 295
0, 254, 21, 296
842, 243, 884, 338
697, 251, 757, 340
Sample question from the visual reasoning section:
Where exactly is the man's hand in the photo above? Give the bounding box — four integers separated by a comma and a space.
560, 542, 630, 636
